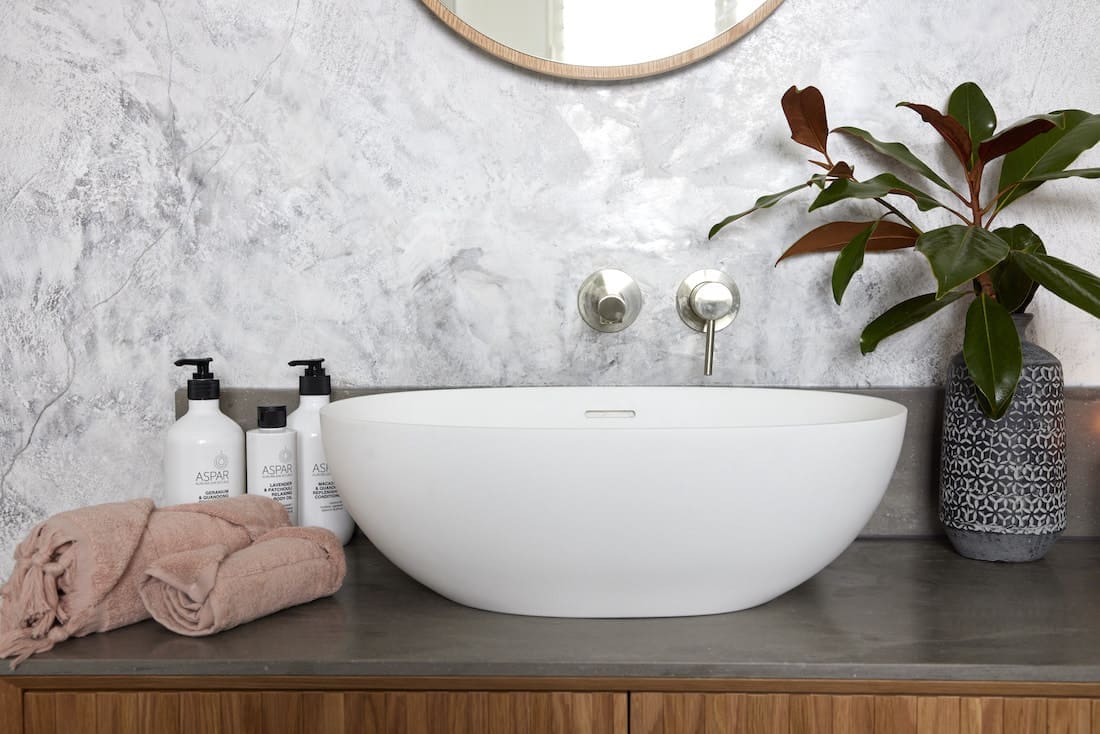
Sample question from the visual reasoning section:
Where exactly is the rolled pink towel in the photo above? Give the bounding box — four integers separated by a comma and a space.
139, 526, 346, 637
0, 495, 289, 666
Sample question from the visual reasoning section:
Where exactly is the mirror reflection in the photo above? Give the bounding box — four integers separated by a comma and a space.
439, 0, 774, 68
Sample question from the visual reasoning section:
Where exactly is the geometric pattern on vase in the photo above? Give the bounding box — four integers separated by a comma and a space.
939, 350, 1067, 535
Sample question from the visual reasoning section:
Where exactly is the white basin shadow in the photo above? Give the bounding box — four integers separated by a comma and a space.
321, 387, 907, 618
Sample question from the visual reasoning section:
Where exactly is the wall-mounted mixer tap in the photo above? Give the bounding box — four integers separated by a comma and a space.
676, 269, 740, 376
578, 269, 643, 333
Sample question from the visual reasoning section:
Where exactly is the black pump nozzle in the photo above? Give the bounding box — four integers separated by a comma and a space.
174, 357, 220, 400
174, 357, 214, 380
289, 358, 331, 396
288, 358, 326, 376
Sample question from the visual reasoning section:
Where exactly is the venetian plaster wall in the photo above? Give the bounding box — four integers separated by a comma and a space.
2, 0, 1100, 570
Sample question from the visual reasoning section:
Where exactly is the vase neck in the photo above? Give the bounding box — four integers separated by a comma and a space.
1012, 312, 1034, 340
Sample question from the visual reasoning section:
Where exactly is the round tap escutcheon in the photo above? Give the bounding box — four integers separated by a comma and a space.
578, 269, 643, 333
676, 269, 740, 332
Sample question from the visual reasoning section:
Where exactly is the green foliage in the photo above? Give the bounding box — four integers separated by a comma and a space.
710, 83, 1100, 418
915, 226, 1010, 298
831, 222, 875, 305
860, 292, 969, 355
1012, 251, 1100, 319
833, 127, 955, 191
990, 225, 1045, 312
995, 111, 1100, 211
708, 176, 826, 239
963, 295, 1021, 419
948, 83, 996, 166
809, 174, 945, 213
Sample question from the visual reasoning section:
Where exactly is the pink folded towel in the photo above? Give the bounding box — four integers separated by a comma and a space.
0, 495, 289, 666
139, 526, 346, 636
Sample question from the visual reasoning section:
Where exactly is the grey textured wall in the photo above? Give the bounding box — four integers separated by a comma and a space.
2, 0, 1100, 574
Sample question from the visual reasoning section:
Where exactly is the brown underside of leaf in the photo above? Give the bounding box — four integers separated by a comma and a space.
828, 161, 854, 178
776, 220, 919, 264
898, 102, 973, 167
781, 86, 830, 155
978, 118, 1058, 163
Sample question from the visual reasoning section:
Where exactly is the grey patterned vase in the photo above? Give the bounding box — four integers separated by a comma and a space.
939, 313, 1067, 562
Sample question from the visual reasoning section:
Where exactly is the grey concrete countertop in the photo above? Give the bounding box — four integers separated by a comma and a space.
4, 536, 1099, 681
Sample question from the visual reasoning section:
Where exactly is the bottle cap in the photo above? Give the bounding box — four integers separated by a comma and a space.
174, 357, 220, 400
288, 358, 331, 396
257, 405, 287, 429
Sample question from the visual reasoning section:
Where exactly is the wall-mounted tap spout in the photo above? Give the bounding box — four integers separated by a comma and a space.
676, 270, 740, 376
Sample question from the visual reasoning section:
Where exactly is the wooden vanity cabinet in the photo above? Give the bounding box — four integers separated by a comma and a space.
2, 680, 626, 734
631, 692, 1099, 733
4, 677, 1100, 734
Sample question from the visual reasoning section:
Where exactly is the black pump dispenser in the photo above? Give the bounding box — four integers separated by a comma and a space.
174, 357, 220, 400
288, 358, 330, 396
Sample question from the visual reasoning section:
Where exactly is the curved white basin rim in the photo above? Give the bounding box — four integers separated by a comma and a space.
321, 386, 906, 431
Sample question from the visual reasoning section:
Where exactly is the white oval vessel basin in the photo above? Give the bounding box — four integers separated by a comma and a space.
321, 387, 906, 618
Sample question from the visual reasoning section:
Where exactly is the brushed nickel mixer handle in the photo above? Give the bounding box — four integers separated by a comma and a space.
676, 270, 740, 376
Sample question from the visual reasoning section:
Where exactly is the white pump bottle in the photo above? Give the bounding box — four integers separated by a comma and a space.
163, 357, 245, 505
287, 358, 355, 543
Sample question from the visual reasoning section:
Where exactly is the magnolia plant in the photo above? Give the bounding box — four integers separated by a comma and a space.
710, 82, 1100, 418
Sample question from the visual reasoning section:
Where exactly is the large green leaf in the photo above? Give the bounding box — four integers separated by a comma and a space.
1023, 167, 1100, 182
990, 225, 1045, 312
1012, 250, 1100, 319
831, 222, 875, 305
993, 223, 1043, 252
963, 294, 1021, 419
996, 110, 1100, 212
833, 126, 957, 192
947, 82, 996, 166
809, 173, 946, 213
915, 225, 1011, 298
708, 176, 824, 239
860, 291, 969, 354
775, 220, 918, 263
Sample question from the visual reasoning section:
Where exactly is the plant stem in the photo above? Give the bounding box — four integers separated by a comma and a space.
976, 271, 996, 299
982, 184, 1018, 227
873, 197, 922, 233
966, 162, 998, 300
967, 161, 985, 227
942, 204, 976, 224
878, 195, 969, 225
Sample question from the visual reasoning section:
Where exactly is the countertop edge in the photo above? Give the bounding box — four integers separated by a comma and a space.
3, 538, 1098, 684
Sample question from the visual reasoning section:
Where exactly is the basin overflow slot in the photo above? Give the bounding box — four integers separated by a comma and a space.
584, 409, 636, 419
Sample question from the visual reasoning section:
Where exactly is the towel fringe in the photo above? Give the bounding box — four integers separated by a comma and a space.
0, 547, 72, 667
0, 627, 57, 669
8, 555, 63, 638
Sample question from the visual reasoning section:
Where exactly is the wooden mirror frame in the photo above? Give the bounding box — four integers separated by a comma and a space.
420, 0, 786, 81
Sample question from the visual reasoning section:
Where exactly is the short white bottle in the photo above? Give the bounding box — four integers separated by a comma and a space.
287, 359, 356, 543
164, 357, 245, 505
246, 405, 298, 524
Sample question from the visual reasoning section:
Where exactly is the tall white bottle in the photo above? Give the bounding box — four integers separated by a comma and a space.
246, 406, 298, 524
163, 357, 245, 505
287, 358, 356, 543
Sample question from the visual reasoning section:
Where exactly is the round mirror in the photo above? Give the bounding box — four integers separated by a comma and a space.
422, 0, 785, 80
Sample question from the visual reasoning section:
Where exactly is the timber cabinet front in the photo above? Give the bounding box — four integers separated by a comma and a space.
4, 677, 1100, 733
